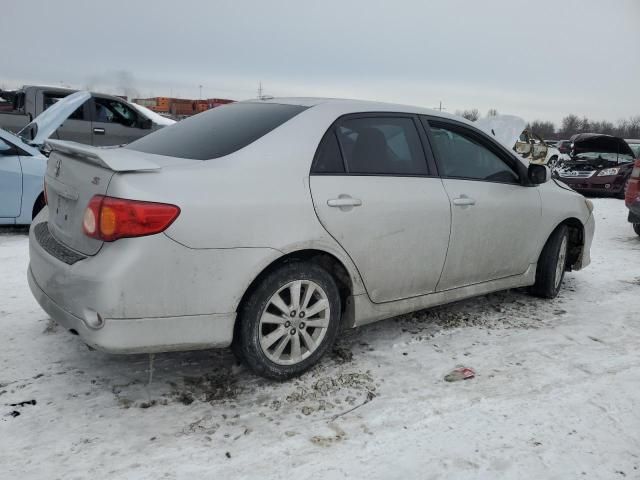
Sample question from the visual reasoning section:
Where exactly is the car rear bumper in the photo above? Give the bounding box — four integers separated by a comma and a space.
27, 211, 278, 354
28, 267, 235, 353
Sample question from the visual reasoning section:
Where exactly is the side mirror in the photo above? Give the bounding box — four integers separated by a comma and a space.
139, 118, 153, 130
528, 163, 549, 184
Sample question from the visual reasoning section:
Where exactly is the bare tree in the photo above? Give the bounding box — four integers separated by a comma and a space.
455, 108, 480, 121
560, 114, 580, 138
527, 120, 556, 139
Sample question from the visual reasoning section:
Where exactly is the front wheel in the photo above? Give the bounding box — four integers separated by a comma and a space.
529, 225, 569, 299
236, 261, 342, 380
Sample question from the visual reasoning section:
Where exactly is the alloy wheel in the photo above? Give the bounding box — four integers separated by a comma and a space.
259, 280, 331, 365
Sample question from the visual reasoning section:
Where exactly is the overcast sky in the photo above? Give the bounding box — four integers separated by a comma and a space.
2, 0, 639, 124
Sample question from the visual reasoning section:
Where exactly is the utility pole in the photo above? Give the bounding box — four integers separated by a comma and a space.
432, 101, 446, 112
257, 81, 263, 99
198, 85, 203, 100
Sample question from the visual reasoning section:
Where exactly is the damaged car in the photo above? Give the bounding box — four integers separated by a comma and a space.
28, 98, 594, 380
553, 133, 636, 197
475, 117, 559, 168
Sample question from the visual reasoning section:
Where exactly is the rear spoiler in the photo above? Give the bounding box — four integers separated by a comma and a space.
46, 139, 162, 172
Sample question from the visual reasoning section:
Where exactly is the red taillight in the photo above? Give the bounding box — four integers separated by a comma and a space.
625, 159, 640, 207
82, 195, 180, 242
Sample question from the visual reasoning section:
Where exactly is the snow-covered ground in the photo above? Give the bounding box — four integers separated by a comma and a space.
1, 198, 639, 479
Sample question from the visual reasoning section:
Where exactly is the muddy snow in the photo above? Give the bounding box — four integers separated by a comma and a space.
1, 198, 639, 479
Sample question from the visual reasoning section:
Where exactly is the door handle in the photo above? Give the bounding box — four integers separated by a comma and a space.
452, 195, 476, 206
93, 128, 105, 135
327, 197, 362, 208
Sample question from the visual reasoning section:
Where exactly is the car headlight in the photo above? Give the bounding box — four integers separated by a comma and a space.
584, 198, 594, 214
597, 168, 620, 176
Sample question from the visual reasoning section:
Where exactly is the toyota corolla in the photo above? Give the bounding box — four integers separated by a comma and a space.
28, 98, 594, 379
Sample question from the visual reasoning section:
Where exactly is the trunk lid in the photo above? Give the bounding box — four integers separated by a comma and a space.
43, 140, 184, 256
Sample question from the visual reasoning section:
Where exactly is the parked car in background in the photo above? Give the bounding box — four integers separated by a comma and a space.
0, 85, 173, 146
626, 139, 640, 159
28, 98, 594, 380
513, 130, 560, 167
553, 133, 635, 198
475, 118, 559, 167
544, 139, 559, 147
624, 141, 640, 236
1, 91, 90, 225
557, 139, 571, 154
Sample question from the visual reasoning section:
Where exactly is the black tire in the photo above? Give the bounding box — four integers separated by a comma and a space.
236, 261, 341, 380
634, 224, 640, 237
529, 225, 569, 299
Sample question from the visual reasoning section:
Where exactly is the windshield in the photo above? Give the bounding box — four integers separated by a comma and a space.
125, 102, 307, 160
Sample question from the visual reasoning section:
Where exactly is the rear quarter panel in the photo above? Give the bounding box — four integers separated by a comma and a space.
104, 105, 372, 297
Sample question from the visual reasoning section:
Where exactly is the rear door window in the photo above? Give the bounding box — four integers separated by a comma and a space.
313, 130, 345, 173
332, 116, 428, 175
126, 102, 307, 160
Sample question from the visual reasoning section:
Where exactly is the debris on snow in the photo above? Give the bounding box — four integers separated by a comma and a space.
444, 367, 476, 382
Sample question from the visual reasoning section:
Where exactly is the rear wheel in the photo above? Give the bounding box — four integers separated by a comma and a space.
529, 225, 569, 299
236, 262, 341, 380
634, 224, 640, 236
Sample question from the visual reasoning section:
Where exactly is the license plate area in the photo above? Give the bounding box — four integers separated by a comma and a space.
53, 195, 74, 228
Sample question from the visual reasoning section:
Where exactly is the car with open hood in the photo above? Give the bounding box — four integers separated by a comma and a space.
474, 116, 559, 167
28, 98, 594, 380
553, 133, 636, 197
1, 91, 91, 225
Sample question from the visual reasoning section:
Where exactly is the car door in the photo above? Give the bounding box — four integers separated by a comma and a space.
423, 117, 542, 291
309, 114, 451, 303
42, 91, 93, 144
91, 96, 148, 146
0, 137, 23, 219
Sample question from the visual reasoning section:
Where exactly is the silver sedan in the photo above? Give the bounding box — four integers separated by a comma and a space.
28, 98, 595, 379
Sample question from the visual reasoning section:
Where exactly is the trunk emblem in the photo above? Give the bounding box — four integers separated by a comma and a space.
54, 158, 62, 177
91, 177, 101, 185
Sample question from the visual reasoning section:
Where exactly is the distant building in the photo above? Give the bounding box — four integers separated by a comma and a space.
132, 96, 234, 117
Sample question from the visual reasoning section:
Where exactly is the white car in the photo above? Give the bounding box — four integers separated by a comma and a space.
28, 98, 595, 379
476, 117, 560, 167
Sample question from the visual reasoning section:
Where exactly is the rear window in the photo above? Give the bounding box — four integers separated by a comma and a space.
125, 102, 307, 160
